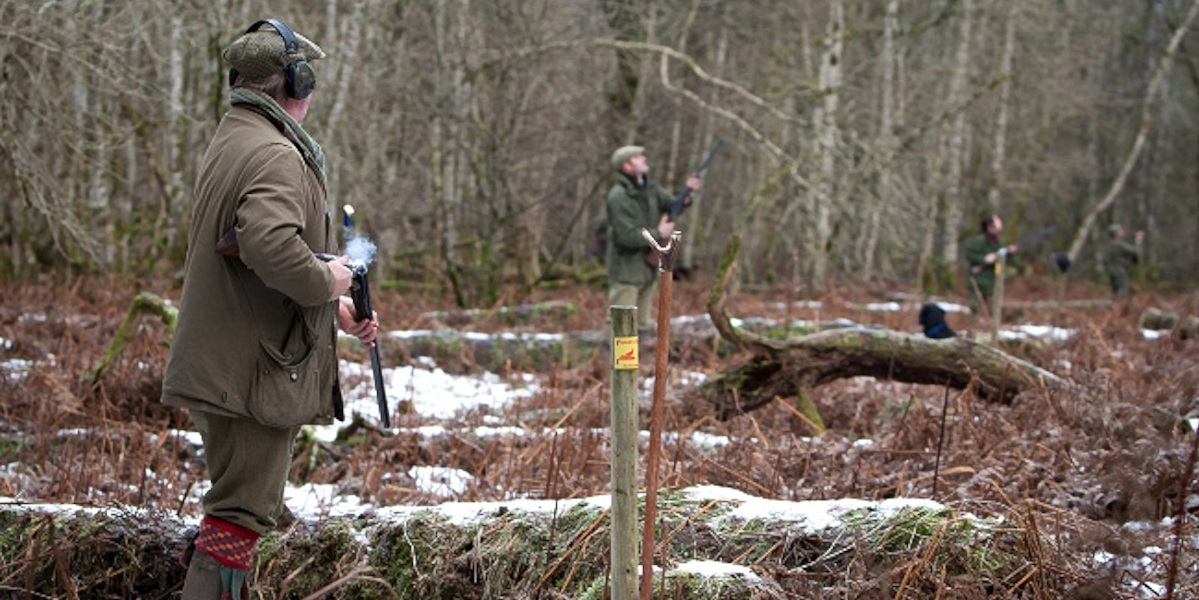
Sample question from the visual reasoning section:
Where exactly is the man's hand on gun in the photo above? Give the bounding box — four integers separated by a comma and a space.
337, 297, 378, 346
656, 214, 675, 240
319, 253, 378, 345
985, 244, 1019, 264
326, 256, 354, 300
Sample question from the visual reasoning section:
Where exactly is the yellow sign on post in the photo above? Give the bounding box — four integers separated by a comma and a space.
612, 336, 639, 370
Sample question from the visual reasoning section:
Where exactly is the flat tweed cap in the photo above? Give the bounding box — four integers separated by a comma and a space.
224, 27, 326, 80
610, 145, 644, 170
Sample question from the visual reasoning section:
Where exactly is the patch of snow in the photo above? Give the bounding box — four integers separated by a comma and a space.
408, 465, 473, 497
374, 494, 611, 526
386, 329, 437, 339
0, 358, 34, 379
670, 560, 760, 581
0, 337, 11, 350
312, 360, 540, 442
473, 425, 527, 437
714, 496, 946, 534
0, 496, 184, 523
285, 483, 366, 519
672, 314, 712, 325
683, 485, 757, 503
860, 302, 902, 312
938, 302, 971, 313
767, 301, 824, 311
999, 324, 1074, 341
687, 431, 730, 451
1134, 581, 1165, 598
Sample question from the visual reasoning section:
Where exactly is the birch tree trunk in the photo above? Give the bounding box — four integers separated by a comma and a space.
915, 124, 947, 288
163, 14, 185, 253
938, 0, 974, 288
686, 22, 727, 272
1141, 0, 1169, 270
628, 0, 657, 143
986, 0, 1017, 215
862, 0, 900, 280
324, 0, 366, 142
809, 0, 843, 285
672, 0, 707, 272
431, 0, 465, 304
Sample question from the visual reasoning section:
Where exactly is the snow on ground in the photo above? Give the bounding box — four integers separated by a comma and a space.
671, 560, 760, 581
999, 324, 1074, 341
0, 357, 34, 379
330, 356, 540, 428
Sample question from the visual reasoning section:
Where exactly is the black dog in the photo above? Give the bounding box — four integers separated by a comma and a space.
918, 303, 957, 339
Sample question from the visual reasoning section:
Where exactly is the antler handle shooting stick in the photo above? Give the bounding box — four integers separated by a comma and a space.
637, 228, 681, 600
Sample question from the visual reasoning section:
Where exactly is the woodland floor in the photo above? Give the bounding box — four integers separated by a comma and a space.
1, 271, 1198, 598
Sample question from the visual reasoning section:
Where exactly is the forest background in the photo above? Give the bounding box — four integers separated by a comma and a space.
1, 0, 1197, 303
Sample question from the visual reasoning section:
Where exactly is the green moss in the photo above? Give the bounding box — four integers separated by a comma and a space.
0, 435, 27, 463
257, 519, 383, 599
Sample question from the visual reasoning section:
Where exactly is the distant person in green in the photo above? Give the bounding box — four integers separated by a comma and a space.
1104, 224, 1143, 297
605, 145, 701, 334
964, 214, 1019, 315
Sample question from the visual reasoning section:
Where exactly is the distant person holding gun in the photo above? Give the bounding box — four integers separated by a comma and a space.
1104, 223, 1144, 297
964, 214, 1020, 315
160, 19, 377, 600
605, 145, 702, 335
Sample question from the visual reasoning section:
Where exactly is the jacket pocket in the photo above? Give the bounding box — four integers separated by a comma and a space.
247, 335, 322, 428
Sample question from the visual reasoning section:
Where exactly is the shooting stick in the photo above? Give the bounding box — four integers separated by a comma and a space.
638, 228, 681, 600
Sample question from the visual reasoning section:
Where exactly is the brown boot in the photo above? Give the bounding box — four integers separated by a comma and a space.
180, 549, 223, 600
181, 549, 250, 600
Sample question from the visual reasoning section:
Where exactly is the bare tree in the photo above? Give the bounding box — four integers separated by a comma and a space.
809, 0, 844, 285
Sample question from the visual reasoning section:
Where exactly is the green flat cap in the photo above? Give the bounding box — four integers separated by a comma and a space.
611, 145, 644, 170
224, 28, 326, 81
1107, 223, 1123, 235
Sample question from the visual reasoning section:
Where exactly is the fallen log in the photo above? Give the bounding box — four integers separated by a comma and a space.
701, 235, 1075, 420
699, 326, 1071, 419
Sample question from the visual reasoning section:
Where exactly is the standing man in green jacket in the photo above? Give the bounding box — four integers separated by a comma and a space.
964, 214, 1020, 315
605, 146, 701, 334
162, 19, 377, 600
1104, 224, 1144, 297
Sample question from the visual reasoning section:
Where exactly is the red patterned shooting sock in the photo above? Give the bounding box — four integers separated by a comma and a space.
194, 515, 260, 570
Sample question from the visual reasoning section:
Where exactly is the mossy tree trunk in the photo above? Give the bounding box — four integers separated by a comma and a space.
91, 292, 177, 383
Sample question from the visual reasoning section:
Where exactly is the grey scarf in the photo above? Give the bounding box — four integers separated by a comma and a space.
230, 88, 327, 185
